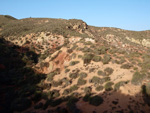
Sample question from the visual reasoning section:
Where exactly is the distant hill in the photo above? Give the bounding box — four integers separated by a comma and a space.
0, 15, 17, 27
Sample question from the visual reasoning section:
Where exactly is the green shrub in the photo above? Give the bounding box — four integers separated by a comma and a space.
102, 54, 111, 64
142, 82, 150, 96
104, 82, 114, 91
95, 86, 104, 91
83, 53, 94, 64
89, 68, 96, 73
141, 55, 150, 71
65, 68, 70, 73
114, 81, 126, 91
79, 72, 87, 78
104, 67, 114, 76
97, 70, 106, 76
51, 90, 60, 98
90, 76, 101, 84
61, 78, 71, 86
131, 72, 146, 85
42, 90, 60, 99
101, 77, 111, 82
47, 71, 57, 82
89, 96, 104, 106
146, 82, 150, 96
71, 53, 77, 59
69, 72, 79, 79
108, 48, 118, 54
70, 85, 78, 92
71, 92, 80, 98
66, 96, 80, 113
71, 44, 78, 50
69, 61, 80, 66
82, 47, 92, 53
121, 63, 133, 69
84, 87, 92, 94
52, 80, 62, 87
94, 46, 109, 55
78, 55, 83, 59
83, 94, 91, 102
92, 55, 101, 62
67, 49, 73, 53
63, 89, 71, 95
77, 78, 86, 86
115, 58, 126, 64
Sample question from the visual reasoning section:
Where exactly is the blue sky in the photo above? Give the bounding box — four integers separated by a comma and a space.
0, 0, 150, 31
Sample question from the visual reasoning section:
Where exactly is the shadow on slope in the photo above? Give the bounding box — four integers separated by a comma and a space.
1, 37, 150, 113
24, 90, 150, 113
0, 38, 46, 113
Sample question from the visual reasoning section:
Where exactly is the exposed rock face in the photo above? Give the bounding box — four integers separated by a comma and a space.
126, 37, 150, 47
35, 48, 70, 74
142, 39, 150, 47
72, 21, 88, 33
126, 37, 141, 45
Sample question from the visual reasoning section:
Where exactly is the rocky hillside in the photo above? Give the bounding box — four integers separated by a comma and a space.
1, 15, 150, 113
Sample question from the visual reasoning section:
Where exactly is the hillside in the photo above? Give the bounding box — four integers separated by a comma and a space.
1, 15, 150, 113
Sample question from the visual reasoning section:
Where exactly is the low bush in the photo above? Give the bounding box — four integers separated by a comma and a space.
42, 90, 60, 99
121, 63, 133, 69
131, 72, 146, 85
78, 55, 83, 59
115, 58, 126, 64
90, 76, 101, 84
69, 61, 80, 66
66, 96, 80, 113
104, 82, 114, 91
89, 68, 96, 73
114, 81, 126, 91
89, 96, 104, 106
65, 68, 70, 73
52, 90, 60, 98
83, 94, 91, 102
71, 53, 77, 59
79, 72, 87, 78
61, 78, 71, 86
52, 80, 62, 87
142, 82, 150, 96
77, 78, 87, 86
83, 53, 94, 64
92, 55, 101, 62
94, 46, 109, 55
102, 54, 111, 64
47, 71, 57, 82
63, 89, 71, 95
97, 70, 106, 76
95, 85, 104, 91
101, 77, 111, 83
104, 67, 114, 76
84, 87, 92, 94
82, 47, 92, 53
69, 72, 79, 79
67, 49, 73, 53
70, 85, 78, 92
